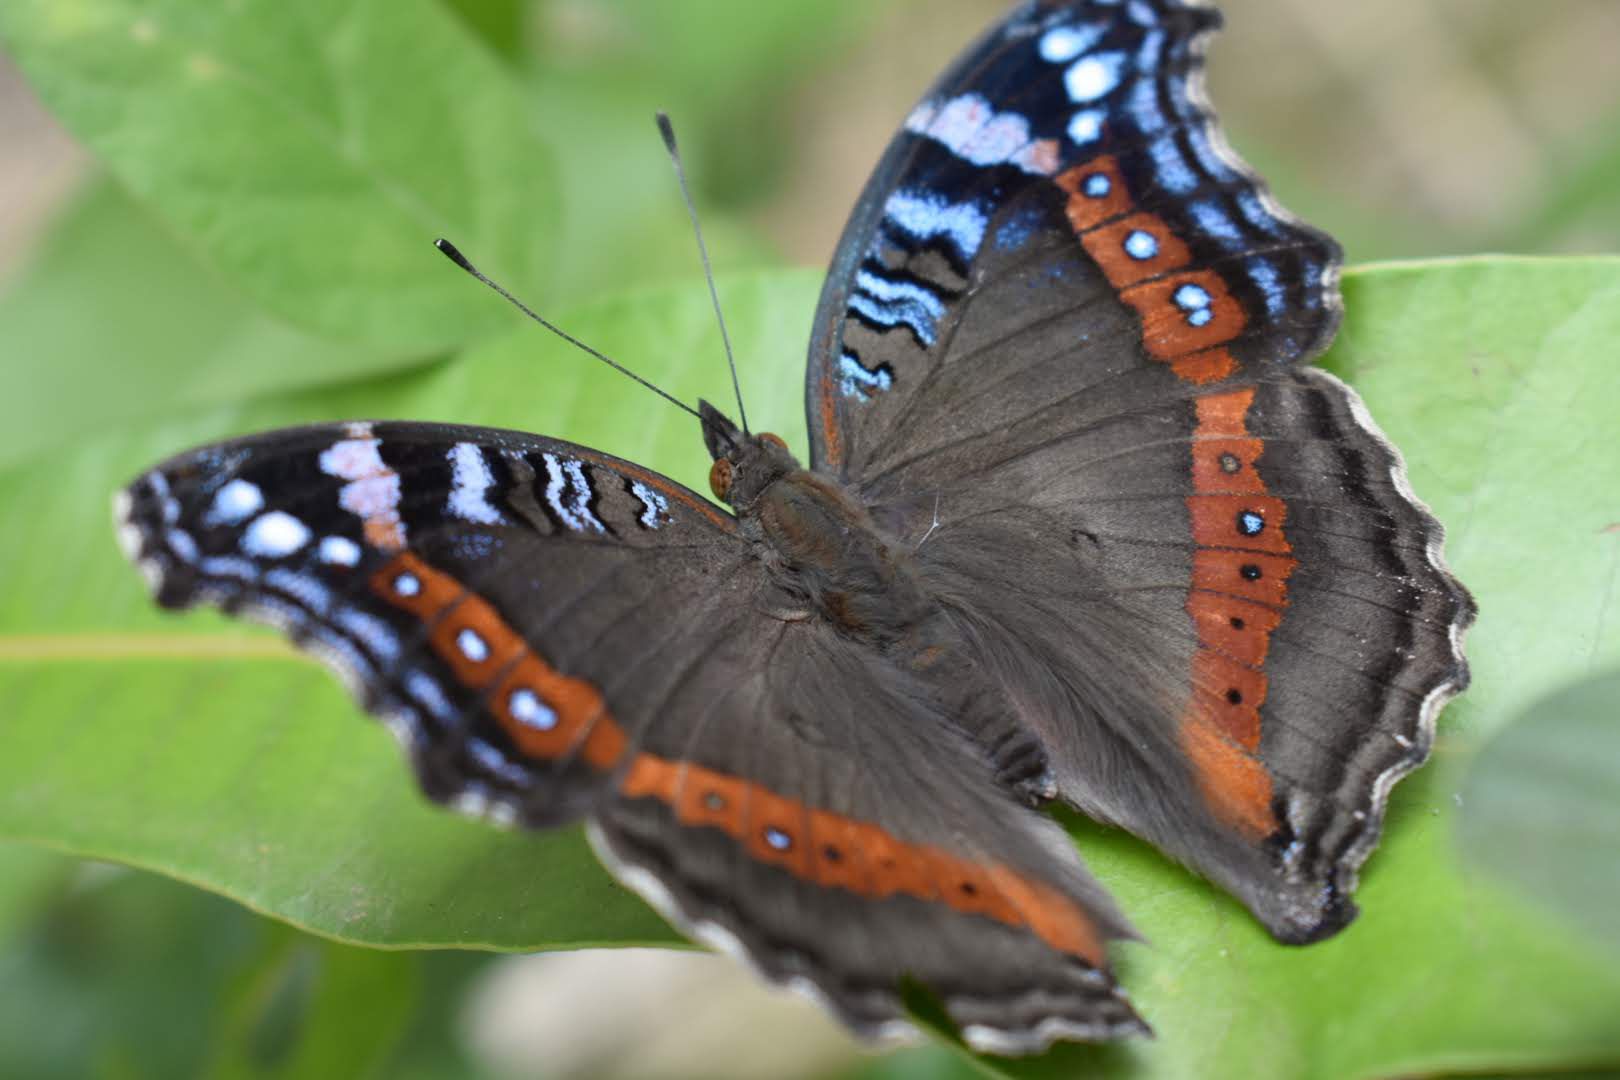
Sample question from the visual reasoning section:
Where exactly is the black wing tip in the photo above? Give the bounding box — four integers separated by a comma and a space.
114, 474, 196, 609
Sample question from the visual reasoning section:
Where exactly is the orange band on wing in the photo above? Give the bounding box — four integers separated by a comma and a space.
1179, 388, 1299, 836
1056, 161, 1248, 386
371, 552, 1105, 965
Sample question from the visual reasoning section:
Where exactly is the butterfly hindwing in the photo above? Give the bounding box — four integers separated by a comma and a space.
589, 610, 1146, 1051
806, 0, 1472, 942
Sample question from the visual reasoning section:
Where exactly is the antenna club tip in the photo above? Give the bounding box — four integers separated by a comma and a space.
655, 111, 677, 152
434, 238, 476, 273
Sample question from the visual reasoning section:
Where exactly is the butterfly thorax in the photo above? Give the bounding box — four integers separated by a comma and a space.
700, 400, 939, 648
750, 469, 935, 644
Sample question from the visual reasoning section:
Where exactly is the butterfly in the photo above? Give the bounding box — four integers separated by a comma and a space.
115, 0, 1474, 1055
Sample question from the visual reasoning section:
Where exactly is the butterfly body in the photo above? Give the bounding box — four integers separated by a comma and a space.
115, 0, 1473, 1054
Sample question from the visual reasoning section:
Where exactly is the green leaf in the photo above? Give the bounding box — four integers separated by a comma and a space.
1457, 670, 1620, 955
0, 863, 418, 1079
2, 258, 1619, 1078
0, 0, 558, 351
0, 181, 420, 469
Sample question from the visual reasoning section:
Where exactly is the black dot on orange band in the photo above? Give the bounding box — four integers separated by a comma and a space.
1226, 688, 1244, 705
1230, 616, 1246, 630
822, 845, 842, 863
1240, 563, 1262, 580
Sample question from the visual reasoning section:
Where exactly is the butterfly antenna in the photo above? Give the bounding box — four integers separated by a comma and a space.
656, 112, 749, 436
434, 239, 722, 437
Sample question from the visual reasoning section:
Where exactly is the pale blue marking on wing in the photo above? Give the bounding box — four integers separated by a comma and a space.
448, 442, 503, 525
856, 269, 946, 317
338, 607, 401, 664
1065, 51, 1127, 102
205, 478, 263, 527
200, 555, 258, 582
166, 529, 198, 563
838, 353, 894, 399
542, 454, 608, 534
406, 669, 457, 723
1189, 200, 1245, 245
1039, 22, 1106, 63
455, 626, 490, 663
630, 481, 669, 529
848, 293, 938, 347
994, 203, 1045, 251
318, 535, 362, 567
1147, 136, 1198, 193
1187, 128, 1241, 185
1175, 282, 1215, 327
510, 687, 559, 731
1247, 257, 1287, 317
1067, 109, 1106, 146
467, 738, 532, 787
1237, 191, 1286, 238
1124, 230, 1160, 260
266, 568, 333, 614
881, 188, 988, 262
1128, 0, 1159, 27
1174, 283, 1212, 310
1125, 32, 1168, 132
242, 511, 311, 558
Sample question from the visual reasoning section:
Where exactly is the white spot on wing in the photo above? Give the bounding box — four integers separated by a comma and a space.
904, 93, 1055, 177
1039, 23, 1104, 63
509, 687, 557, 731
629, 481, 669, 529
319, 536, 362, 567
448, 442, 503, 524
205, 479, 264, 526
1067, 109, 1105, 145
1065, 52, 1126, 102
542, 454, 607, 534
456, 627, 489, 662
1124, 230, 1159, 260
320, 437, 386, 481
242, 511, 311, 558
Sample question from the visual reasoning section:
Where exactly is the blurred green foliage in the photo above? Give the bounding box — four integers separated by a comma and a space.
1, 1, 1617, 1077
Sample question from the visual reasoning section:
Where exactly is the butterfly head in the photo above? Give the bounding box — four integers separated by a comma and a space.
699, 399, 798, 509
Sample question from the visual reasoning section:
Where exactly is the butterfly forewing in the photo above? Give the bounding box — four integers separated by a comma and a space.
118, 421, 748, 825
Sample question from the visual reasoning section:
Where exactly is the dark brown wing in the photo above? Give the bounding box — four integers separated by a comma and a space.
801, 0, 1472, 942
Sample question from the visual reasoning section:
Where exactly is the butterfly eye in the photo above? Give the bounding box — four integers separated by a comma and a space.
758, 432, 788, 451
709, 458, 734, 500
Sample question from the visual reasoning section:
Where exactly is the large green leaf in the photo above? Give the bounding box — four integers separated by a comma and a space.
0, 0, 559, 351
2, 258, 1618, 1078
0, 181, 420, 469
1457, 670, 1620, 956
0, 862, 418, 1079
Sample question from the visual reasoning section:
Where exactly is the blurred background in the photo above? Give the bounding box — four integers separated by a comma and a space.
1, 1, 1617, 1077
